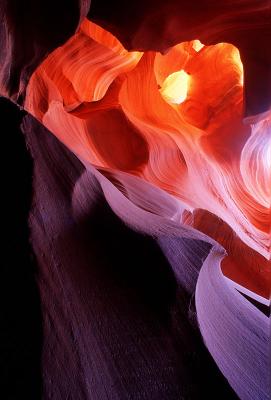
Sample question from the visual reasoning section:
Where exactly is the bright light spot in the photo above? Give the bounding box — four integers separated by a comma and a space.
192, 40, 204, 52
160, 70, 190, 105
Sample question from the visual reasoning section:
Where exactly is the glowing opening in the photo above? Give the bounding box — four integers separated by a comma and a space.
160, 70, 190, 105
192, 40, 204, 52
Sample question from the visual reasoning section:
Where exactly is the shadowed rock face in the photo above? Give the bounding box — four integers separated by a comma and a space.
22, 113, 238, 400
0, 2, 270, 400
0, 0, 89, 103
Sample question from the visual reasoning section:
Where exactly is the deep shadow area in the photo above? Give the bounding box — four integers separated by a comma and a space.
0, 98, 42, 399
77, 193, 178, 325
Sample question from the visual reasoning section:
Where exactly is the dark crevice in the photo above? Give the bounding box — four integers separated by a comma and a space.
0, 98, 42, 399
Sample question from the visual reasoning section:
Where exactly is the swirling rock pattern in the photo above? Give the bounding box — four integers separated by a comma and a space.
0, 1, 270, 399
